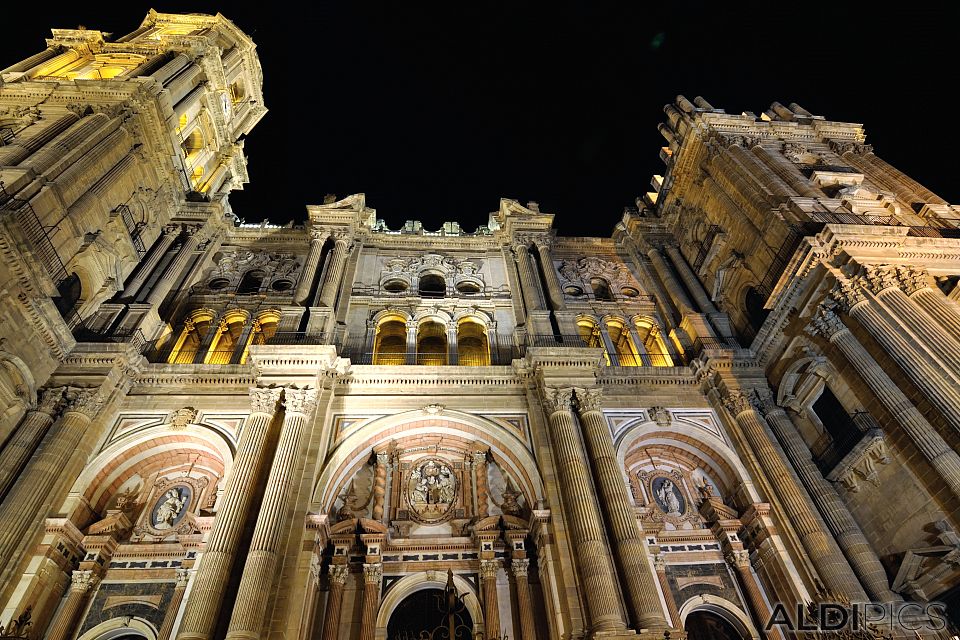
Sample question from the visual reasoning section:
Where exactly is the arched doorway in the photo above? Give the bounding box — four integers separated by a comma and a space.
685, 610, 746, 640
386, 588, 474, 639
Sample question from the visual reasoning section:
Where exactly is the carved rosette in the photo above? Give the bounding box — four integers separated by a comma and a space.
363, 563, 383, 585
284, 387, 318, 415
329, 564, 350, 585
62, 387, 105, 419
479, 559, 500, 580
511, 558, 530, 578
862, 265, 899, 295
36, 386, 66, 416
542, 388, 574, 415
896, 266, 932, 296
721, 390, 756, 417
573, 387, 603, 414
249, 387, 282, 415
807, 306, 848, 340
71, 569, 100, 593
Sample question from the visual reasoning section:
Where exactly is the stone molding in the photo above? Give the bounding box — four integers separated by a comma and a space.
62, 387, 105, 418
541, 387, 574, 415
329, 564, 350, 585
283, 387, 318, 415
825, 429, 890, 492
249, 387, 282, 415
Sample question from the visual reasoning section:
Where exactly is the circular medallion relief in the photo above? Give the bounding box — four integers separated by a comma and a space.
151, 485, 191, 530
406, 458, 457, 523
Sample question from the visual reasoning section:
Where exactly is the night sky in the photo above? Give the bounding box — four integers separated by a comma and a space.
3, 3, 958, 237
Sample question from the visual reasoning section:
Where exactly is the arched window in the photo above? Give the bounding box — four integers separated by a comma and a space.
373, 315, 408, 366
204, 312, 247, 364
457, 318, 489, 366
181, 128, 204, 162
416, 320, 448, 366
591, 277, 613, 301
419, 273, 446, 298
237, 270, 266, 294
576, 317, 610, 365
606, 320, 639, 367
168, 311, 214, 364
634, 318, 674, 367
242, 311, 281, 363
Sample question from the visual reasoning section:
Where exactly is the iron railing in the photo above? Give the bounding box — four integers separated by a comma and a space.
146, 331, 329, 364
0, 181, 68, 287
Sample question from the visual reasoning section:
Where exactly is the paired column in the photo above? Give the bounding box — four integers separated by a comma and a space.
146, 225, 202, 307
809, 307, 960, 499
664, 244, 718, 314
726, 550, 783, 640
177, 387, 282, 640
832, 277, 960, 434
651, 554, 681, 627
511, 559, 538, 640
296, 228, 329, 304
480, 559, 501, 637
320, 565, 349, 640
541, 388, 627, 633
316, 234, 352, 308
573, 388, 667, 629
158, 570, 191, 640
647, 248, 696, 317
898, 267, 960, 341
46, 570, 100, 640
512, 243, 546, 313
754, 389, 896, 601
0, 388, 103, 581
122, 225, 179, 300
0, 386, 64, 498
226, 387, 317, 639
720, 389, 867, 601
532, 237, 566, 310
359, 564, 382, 640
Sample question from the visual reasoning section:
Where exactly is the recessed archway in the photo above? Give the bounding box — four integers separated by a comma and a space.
386, 588, 475, 639
375, 572, 483, 640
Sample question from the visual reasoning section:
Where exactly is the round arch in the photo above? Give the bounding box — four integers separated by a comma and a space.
313, 409, 545, 512
679, 594, 759, 640
371, 308, 412, 325
375, 572, 484, 638
76, 616, 157, 640
412, 309, 453, 325
0, 349, 37, 407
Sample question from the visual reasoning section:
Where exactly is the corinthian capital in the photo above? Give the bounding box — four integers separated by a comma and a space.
62, 387, 105, 418
830, 278, 866, 312
329, 564, 349, 585
896, 266, 932, 296
721, 390, 757, 417
309, 227, 331, 242
807, 305, 848, 340
574, 387, 604, 414
511, 558, 530, 578
71, 569, 100, 593
542, 388, 574, 414
363, 563, 383, 585
726, 549, 751, 569
751, 388, 782, 417
283, 387, 318, 415
36, 386, 66, 416
249, 387, 282, 415
862, 265, 899, 295
479, 559, 500, 580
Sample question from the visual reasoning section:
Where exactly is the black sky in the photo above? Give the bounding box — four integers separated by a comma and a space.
4, 2, 958, 237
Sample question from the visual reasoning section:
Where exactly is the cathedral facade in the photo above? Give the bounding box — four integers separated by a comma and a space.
0, 11, 959, 640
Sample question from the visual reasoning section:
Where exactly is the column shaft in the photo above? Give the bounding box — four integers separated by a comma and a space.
296, 233, 328, 304
0, 388, 62, 498
664, 244, 717, 314
514, 244, 545, 313
576, 390, 667, 630
317, 238, 350, 307
535, 242, 566, 310
474, 452, 490, 519
512, 561, 538, 640
146, 232, 201, 307
158, 571, 190, 640
542, 389, 626, 633
320, 566, 349, 640
913, 288, 960, 341
729, 555, 783, 640
875, 285, 960, 380
122, 227, 178, 299
177, 388, 281, 640
227, 388, 315, 639
647, 248, 695, 317
47, 571, 99, 640
652, 557, 681, 628
480, 560, 501, 637
359, 564, 382, 640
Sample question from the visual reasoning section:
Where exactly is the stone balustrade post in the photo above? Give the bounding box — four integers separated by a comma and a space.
316, 234, 352, 308
480, 559, 501, 637
359, 563, 383, 640
177, 387, 282, 640
158, 569, 191, 640
808, 307, 960, 500
226, 387, 318, 639
574, 388, 667, 630
754, 389, 897, 602
296, 229, 330, 304
720, 389, 867, 601
511, 559, 537, 640
541, 387, 627, 633
651, 554, 681, 628
46, 570, 100, 640
320, 565, 349, 640
0, 387, 64, 498
122, 225, 180, 300
146, 225, 202, 307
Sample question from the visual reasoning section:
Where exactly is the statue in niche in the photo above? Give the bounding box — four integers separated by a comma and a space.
153, 487, 188, 529
653, 477, 684, 516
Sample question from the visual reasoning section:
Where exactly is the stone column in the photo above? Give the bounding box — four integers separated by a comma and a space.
158, 569, 191, 640
511, 559, 537, 640
574, 388, 667, 630
0, 388, 103, 579
754, 146, 823, 197
809, 308, 960, 499
541, 388, 627, 633
726, 550, 783, 640
754, 389, 896, 602
177, 387, 282, 640
359, 563, 382, 640
122, 225, 179, 299
146, 225, 202, 307
0, 386, 64, 498
664, 244, 718, 314
226, 387, 317, 639
405, 321, 417, 365
652, 554, 681, 628
898, 267, 960, 341
372, 450, 389, 521
512, 243, 545, 313
320, 565, 349, 640
46, 570, 100, 640
300, 557, 323, 640
721, 389, 867, 601
480, 559, 501, 637
296, 229, 329, 304
473, 449, 490, 519
647, 248, 695, 317
833, 278, 960, 434
532, 237, 566, 311
316, 234, 352, 308
0, 112, 78, 167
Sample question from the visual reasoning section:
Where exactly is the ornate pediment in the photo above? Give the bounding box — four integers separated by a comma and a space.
557, 256, 644, 297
